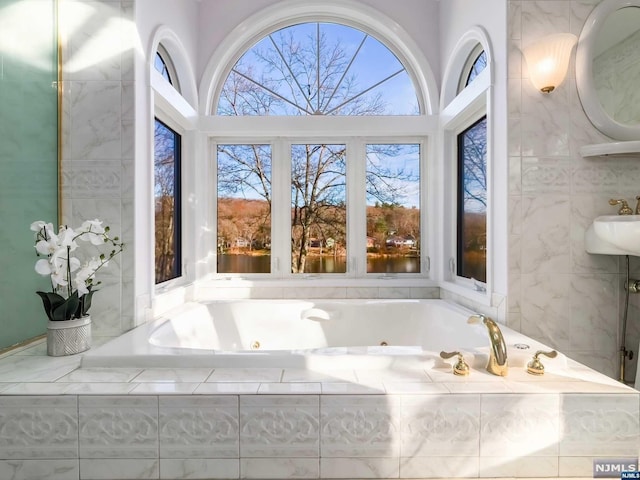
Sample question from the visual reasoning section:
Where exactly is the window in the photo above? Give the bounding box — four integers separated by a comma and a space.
291, 144, 347, 274
211, 20, 427, 279
154, 118, 182, 284
217, 22, 419, 116
458, 45, 487, 93
217, 144, 272, 274
366, 144, 421, 273
457, 116, 487, 283
154, 44, 180, 91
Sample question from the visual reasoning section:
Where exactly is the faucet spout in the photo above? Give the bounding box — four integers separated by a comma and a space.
467, 314, 508, 376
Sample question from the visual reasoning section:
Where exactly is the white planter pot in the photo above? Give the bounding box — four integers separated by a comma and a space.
47, 316, 92, 356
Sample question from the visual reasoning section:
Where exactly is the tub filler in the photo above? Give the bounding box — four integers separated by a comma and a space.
83, 299, 565, 371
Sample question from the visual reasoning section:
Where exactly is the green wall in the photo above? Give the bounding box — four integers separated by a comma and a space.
0, 0, 58, 348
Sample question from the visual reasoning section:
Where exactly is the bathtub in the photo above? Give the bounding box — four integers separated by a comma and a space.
82, 299, 566, 371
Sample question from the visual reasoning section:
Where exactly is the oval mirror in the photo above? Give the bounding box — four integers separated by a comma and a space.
576, 0, 640, 140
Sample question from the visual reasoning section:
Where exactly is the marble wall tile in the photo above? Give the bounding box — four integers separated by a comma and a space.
569, 275, 618, 352
521, 195, 571, 274
63, 1, 122, 82
521, 1, 571, 45
520, 272, 571, 350
479, 455, 559, 478
159, 459, 239, 480
346, 287, 379, 298
560, 393, 640, 456
377, 287, 412, 299
68, 81, 122, 161
159, 396, 239, 459
521, 157, 572, 194
0, 459, 80, 480
78, 458, 159, 480
400, 455, 479, 479
79, 396, 159, 459
240, 458, 319, 479
239, 395, 319, 458
480, 394, 560, 457
409, 287, 439, 299
61, 161, 121, 199
400, 394, 480, 457
0, 396, 78, 459
320, 457, 399, 479
287, 287, 348, 299
321, 395, 400, 458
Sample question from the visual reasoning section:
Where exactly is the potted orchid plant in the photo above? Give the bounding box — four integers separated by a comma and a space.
31, 219, 124, 355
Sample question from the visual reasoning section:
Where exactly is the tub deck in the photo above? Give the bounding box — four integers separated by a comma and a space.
0, 336, 637, 480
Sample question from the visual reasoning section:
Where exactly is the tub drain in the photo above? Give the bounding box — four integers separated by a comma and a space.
251, 341, 260, 350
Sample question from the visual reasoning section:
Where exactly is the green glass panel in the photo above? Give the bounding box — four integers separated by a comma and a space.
0, 0, 58, 348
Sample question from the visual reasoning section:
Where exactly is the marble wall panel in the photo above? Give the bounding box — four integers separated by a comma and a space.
159, 396, 239, 459
320, 395, 400, 458
239, 395, 319, 458
78, 396, 159, 459
560, 393, 640, 456
0, 396, 78, 460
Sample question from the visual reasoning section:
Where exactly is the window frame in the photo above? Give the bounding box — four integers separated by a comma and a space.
441, 49, 493, 304
210, 134, 430, 281
153, 117, 183, 285
456, 115, 487, 285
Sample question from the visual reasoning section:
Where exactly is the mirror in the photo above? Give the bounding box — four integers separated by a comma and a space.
576, 0, 640, 140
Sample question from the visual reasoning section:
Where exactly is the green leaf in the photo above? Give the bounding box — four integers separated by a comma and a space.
75, 288, 95, 318
36, 291, 64, 322
50, 291, 80, 321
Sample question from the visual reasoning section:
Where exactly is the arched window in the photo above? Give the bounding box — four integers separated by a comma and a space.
154, 43, 180, 92
216, 22, 419, 116
208, 20, 430, 278
458, 44, 487, 93
441, 29, 492, 299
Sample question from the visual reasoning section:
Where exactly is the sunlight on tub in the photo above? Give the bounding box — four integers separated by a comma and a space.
148, 303, 220, 350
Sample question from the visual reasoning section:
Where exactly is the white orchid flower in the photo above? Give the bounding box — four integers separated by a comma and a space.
30, 221, 47, 232
58, 226, 78, 251
80, 219, 105, 234
35, 237, 59, 256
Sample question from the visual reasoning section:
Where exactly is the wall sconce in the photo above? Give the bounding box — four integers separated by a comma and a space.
522, 33, 577, 93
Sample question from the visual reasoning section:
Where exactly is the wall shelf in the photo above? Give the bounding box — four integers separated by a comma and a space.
580, 141, 640, 158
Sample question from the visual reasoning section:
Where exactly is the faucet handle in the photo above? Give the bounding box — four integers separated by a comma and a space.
635, 196, 640, 215
526, 349, 558, 375
609, 198, 634, 215
440, 351, 470, 376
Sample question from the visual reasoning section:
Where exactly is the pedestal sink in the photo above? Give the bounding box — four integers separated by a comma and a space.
585, 215, 640, 256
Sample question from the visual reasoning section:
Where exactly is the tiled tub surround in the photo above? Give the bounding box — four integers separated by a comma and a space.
0, 342, 637, 480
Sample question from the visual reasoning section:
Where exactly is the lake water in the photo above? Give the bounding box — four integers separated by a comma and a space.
217, 255, 420, 274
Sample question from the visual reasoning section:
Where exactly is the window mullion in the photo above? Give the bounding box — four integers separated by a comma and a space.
347, 139, 366, 277
271, 138, 290, 278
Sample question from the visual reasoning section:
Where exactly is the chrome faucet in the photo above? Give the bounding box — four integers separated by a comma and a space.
467, 314, 508, 376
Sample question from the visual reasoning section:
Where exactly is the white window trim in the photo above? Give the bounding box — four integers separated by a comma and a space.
441, 68, 492, 306
149, 30, 198, 298
209, 132, 431, 285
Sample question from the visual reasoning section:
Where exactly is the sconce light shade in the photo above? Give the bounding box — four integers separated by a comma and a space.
522, 33, 577, 93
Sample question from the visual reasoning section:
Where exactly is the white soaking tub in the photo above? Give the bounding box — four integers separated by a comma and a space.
81, 299, 566, 370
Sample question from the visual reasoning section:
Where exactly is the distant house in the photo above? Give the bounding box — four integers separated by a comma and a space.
234, 237, 251, 248
385, 234, 416, 248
